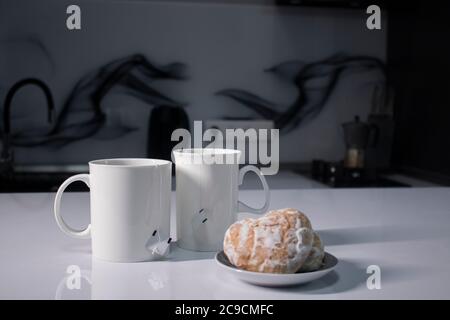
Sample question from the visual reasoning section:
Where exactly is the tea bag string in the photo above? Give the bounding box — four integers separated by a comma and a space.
150, 165, 171, 256
199, 152, 207, 224
157, 165, 172, 243
195, 152, 208, 227
159, 164, 162, 231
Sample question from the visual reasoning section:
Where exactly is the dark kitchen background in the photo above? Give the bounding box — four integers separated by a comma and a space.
0, 0, 449, 192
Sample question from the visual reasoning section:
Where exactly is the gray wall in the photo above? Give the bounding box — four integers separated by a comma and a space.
0, 0, 387, 165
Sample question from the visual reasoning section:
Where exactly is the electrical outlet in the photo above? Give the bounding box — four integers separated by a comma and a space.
204, 120, 274, 132
203, 120, 275, 167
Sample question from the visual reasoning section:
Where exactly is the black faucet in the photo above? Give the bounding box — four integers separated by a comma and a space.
1, 78, 54, 174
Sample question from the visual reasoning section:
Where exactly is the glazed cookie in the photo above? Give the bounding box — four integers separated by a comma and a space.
299, 231, 325, 272
223, 208, 317, 273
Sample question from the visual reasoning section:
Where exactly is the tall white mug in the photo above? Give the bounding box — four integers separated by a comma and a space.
173, 148, 270, 251
54, 158, 172, 262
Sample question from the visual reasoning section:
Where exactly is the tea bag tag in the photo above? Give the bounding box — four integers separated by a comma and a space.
146, 229, 171, 257
191, 208, 209, 230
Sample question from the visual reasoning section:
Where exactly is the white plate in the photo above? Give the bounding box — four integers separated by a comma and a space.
215, 251, 338, 287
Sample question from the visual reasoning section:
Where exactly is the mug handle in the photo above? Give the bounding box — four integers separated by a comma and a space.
238, 165, 270, 214
54, 174, 91, 239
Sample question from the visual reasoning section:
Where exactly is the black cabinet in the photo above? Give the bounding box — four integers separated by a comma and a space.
388, 3, 450, 185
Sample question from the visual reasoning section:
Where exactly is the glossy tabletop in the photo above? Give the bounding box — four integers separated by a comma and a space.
1, 187, 450, 299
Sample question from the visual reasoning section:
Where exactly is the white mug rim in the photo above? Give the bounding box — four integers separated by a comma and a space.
89, 158, 172, 168
172, 148, 241, 156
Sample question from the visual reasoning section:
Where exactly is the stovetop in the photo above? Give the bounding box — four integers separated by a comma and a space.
0, 172, 90, 193
308, 160, 410, 188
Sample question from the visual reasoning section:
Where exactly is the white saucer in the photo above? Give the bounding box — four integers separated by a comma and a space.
215, 251, 338, 287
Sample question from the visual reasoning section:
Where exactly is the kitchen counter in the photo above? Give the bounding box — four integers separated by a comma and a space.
1, 188, 450, 299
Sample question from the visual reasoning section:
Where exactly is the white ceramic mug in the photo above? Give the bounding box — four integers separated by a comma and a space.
54, 158, 172, 262
173, 148, 270, 251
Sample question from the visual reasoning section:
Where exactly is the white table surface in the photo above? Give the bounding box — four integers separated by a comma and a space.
1, 188, 450, 299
